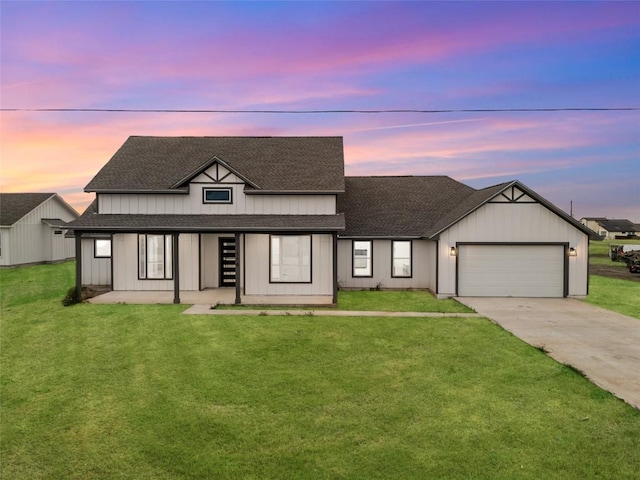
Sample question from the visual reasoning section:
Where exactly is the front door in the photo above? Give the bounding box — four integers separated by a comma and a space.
218, 237, 236, 287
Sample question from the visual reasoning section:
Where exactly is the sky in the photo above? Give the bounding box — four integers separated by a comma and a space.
1, 0, 639, 221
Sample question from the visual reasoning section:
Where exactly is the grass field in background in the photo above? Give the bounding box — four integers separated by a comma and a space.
586, 275, 640, 319
1, 262, 639, 479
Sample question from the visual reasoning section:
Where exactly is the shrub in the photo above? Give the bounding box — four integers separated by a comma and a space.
62, 286, 83, 306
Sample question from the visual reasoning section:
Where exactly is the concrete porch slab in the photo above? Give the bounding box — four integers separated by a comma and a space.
87, 289, 334, 307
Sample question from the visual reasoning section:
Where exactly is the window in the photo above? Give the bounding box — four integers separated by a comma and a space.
353, 240, 372, 277
94, 239, 112, 258
270, 235, 311, 283
138, 234, 173, 280
392, 240, 412, 278
54, 230, 63, 235
203, 187, 232, 204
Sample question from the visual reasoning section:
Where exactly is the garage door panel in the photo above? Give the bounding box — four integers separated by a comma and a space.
458, 245, 564, 297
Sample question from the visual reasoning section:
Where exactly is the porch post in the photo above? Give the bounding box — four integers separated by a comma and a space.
75, 233, 82, 300
234, 232, 241, 304
332, 232, 338, 305
173, 232, 180, 304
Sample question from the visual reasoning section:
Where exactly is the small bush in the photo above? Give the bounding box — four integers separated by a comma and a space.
62, 286, 83, 306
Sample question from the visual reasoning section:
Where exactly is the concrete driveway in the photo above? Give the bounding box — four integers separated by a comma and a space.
457, 297, 640, 410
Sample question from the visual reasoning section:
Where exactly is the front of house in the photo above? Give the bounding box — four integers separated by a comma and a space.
69, 136, 596, 304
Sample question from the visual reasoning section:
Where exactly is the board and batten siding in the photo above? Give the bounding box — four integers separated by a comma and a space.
112, 233, 199, 291
81, 238, 111, 286
97, 164, 336, 215
243, 234, 333, 296
337, 239, 436, 290
436, 203, 589, 297
0, 196, 77, 267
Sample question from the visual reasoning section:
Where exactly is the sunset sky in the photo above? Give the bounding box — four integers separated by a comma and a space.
1, 1, 639, 220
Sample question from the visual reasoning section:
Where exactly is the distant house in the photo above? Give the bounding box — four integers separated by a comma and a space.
580, 217, 637, 239
0, 193, 79, 267
68, 136, 596, 304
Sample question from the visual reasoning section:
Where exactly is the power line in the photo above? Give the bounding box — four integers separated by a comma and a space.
1, 107, 639, 114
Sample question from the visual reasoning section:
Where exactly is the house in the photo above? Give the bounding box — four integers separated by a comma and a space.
580, 217, 637, 239
0, 193, 79, 267
68, 136, 596, 304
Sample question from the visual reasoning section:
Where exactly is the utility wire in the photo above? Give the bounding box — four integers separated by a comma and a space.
1, 107, 639, 114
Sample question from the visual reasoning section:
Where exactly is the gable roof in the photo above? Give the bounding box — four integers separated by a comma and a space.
337, 176, 475, 237
337, 177, 598, 240
85, 136, 345, 193
0, 193, 56, 226
593, 218, 636, 233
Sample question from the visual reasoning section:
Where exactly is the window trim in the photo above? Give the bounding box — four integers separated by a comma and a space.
352, 240, 373, 278
391, 240, 413, 278
94, 238, 112, 258
269, 234, 312, 284
202, 187, 233, 204
138, 234, 173, 280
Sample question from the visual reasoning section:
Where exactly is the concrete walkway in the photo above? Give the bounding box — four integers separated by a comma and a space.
457, 297, 640, 409
183, 304, 481, 317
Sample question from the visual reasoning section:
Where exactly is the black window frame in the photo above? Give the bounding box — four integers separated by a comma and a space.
391, 240, 412, 278
202, 187, 233, 204
269, 234, 313, 284
352, 240, 373, 278
94, 238, 112, 258
138, 234, 173, 280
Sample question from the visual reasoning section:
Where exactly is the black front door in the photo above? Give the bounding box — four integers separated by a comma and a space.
219, 237, 236, 287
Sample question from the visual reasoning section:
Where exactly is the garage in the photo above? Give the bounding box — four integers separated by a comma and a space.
457, 244, 566, 297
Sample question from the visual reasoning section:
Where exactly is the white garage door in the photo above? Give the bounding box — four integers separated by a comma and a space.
458, 244, 565, 297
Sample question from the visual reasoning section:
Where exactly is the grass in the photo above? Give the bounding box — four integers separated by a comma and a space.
2, 263, 640, 479
586, 275, 640, 319
220, 289, 472, 313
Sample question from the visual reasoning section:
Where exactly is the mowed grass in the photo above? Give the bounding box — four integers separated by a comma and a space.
586, 275, 640, 319
2, 263, 640, 479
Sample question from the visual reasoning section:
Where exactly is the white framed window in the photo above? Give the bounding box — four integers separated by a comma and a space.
138, 234, 173, 280
353, 240, 372, 277
202, 187, 232, 204
270, 235, 311, 283
392, 240, 412, 278
94, 239, 111, 258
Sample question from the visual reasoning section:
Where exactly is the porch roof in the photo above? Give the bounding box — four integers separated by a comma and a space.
68, 212, 345, 233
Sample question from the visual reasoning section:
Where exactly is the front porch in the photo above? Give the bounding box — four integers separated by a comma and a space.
87, 288, 335, 307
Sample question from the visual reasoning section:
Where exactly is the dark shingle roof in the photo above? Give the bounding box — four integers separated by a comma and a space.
0, 193, 55, 226
596, 219, 636, 232
337, 177, 597, 239
337, 176, 475, 237
85, 136, 345, 193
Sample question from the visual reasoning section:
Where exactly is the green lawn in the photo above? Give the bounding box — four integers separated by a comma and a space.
222, 289, 472, 313
587, 275, 640, 319
1, 263, 639, 479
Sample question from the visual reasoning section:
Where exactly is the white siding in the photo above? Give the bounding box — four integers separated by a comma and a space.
98, 162, 336, 215
337, 239, 435, 290
112, 233, 199, 291
244, 234, 333, 295
99, 191, 336, 215
81, 238, 112, 286
1, 196, 77, 266
437, 203, 589, 297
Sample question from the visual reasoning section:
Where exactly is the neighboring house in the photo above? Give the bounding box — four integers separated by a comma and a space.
0, 193, 79, 267
580, 217, 637, 239
68, 136, 596, 304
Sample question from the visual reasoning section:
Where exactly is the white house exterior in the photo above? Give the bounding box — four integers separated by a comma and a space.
69, 136, 596, 304
0, 193, 79, 267
580, 217, 637, 240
